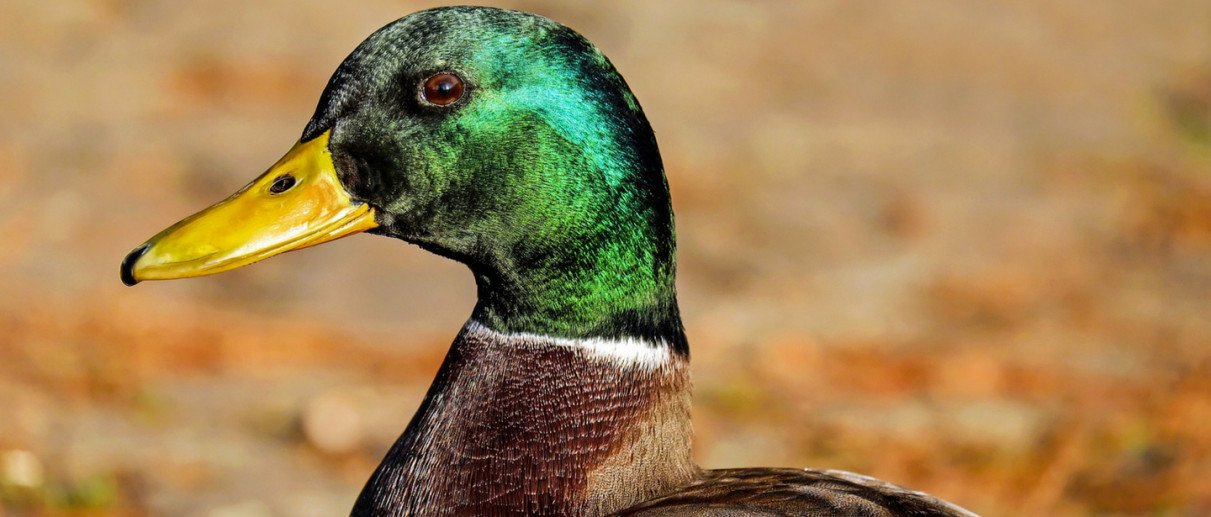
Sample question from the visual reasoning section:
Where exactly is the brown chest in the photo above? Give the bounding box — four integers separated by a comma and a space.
351, 326, 695, 516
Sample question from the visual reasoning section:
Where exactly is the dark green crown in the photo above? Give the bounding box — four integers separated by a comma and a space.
304, 7, 686, 352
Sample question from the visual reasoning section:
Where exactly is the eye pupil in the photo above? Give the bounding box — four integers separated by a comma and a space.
423, 73, 464, 106
269, 175, 296, 194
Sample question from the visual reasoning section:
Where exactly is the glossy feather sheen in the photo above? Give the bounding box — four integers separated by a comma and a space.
276, 6, 982, 516
307, 7, 684, 347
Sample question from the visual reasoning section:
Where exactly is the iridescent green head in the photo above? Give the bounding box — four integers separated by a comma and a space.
122, 7, 684, 351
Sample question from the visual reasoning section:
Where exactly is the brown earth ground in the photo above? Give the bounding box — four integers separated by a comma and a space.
2, 1, 1210, 516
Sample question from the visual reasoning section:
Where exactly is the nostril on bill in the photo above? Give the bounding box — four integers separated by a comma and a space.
269, 174, 297, 194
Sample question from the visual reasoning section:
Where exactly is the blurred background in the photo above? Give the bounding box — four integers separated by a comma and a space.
1, 1, 1209, 516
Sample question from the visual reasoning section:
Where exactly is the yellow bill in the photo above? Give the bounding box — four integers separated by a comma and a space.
121, 130, 377, 286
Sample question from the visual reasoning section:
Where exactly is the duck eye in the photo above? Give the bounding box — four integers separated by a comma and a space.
269, 174, 296, 194
422, 73, 464, 106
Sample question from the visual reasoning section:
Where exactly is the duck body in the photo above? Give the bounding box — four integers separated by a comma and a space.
353, 323, 695, 515
616, 468, 977, 516
122, 7, 980, 516
351, 322, 975, 517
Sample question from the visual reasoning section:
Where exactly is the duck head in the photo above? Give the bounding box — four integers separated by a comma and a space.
122, 7, 685, 347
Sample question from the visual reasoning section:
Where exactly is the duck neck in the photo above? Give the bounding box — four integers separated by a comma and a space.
351, 321, 696, 517
467, 232, 687, 353
397, 132, 685, 350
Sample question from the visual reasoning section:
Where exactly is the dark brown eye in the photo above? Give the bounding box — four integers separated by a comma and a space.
269, 174, 296, 194
422, 73, 464, 106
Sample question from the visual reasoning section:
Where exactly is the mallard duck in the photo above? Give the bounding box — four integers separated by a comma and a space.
121, 7, 980, 516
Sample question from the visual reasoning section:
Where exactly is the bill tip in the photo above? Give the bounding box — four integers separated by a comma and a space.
120, 244, 149, 287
